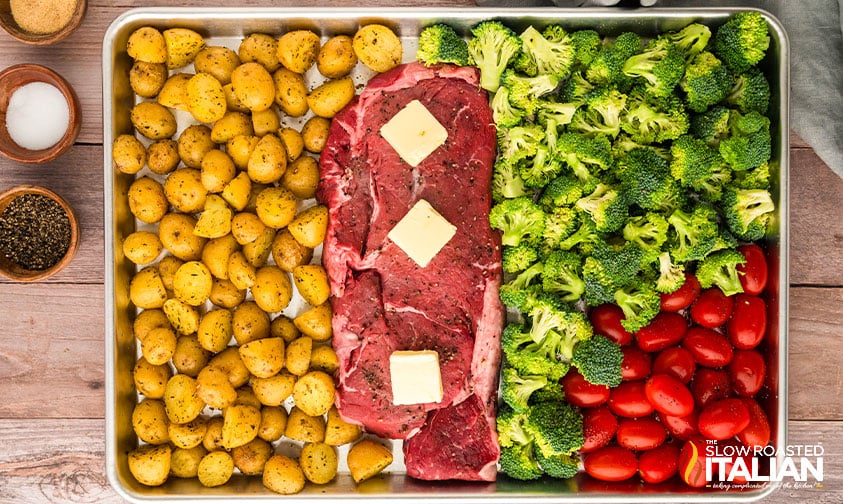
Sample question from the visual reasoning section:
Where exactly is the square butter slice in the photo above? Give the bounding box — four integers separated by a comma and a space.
379, 99, 448, 167
389, 350, 443, 405
387, 199, 457, 268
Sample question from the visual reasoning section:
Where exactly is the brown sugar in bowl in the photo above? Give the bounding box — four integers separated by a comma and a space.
0, 0, 86, 45
0, 185, 80, 282
0, 63, 81, 163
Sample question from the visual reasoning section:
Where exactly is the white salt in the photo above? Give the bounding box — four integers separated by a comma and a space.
6, 81, 70, 151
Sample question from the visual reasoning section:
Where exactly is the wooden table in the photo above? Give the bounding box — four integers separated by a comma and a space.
0, 1, 840, 502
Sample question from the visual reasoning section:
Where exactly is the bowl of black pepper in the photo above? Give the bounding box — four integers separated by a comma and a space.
0, 185, 79, 281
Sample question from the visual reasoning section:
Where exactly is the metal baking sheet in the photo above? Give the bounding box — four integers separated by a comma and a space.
103, 7, 789, 502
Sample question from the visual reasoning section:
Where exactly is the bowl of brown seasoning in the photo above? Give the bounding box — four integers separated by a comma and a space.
0, 185, 79, 281
0, 0, 86, 45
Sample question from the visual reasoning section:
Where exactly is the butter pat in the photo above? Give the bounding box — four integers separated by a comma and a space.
379, 99, 448, 167
389, 350, 443, 405
387, 199, 457, 267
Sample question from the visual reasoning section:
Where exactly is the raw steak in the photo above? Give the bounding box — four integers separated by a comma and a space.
317, 62, 503, 481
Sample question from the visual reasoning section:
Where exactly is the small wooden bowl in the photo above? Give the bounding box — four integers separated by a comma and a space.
0, 64, 81, 163
0, 185, 80, 282
0, 0, 86, 45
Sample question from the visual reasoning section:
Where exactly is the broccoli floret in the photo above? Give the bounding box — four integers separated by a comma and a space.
528, 301, 593, 365
541, 206, 579, 251
500, 443, 543, 481
525, 401, 584, 457
721, 187, 775, 241
496, 405, 531, 448
714, 11, 770, 73
680, 51, 733, 113
520, 144, 564, 188
621, 89, 690, 144
468, 20, 522, 92
514, 25, 576, 79
540, 174, 583, 210
719, 110, 771, 171
497, 122, 545, 164
502, 322, 561, 379
503, 243, 539, 274
571, 29, 602, 69
490, 196, 546, 247
622, 37, 686, 97
690, 105, 732, 148
732, 161, 771, 190
556, 133, 614, 193
569, 87, 627, 138
501, 367, 549, 413
614, 282, 661, 332
499, 264, 545, 311
416, 23, 470, 67
559, 71, 596, 103
617, 147, 683, 212
586, 32, 641, 86
575, 183, 629, 233
490, 86, 526, 128
622, 212, 669, 260
668, 22, 712, 60
670, 134, 732, 200
537, 100, 578, 133
557, 217, 603, 255
492, 158, 529, 202
501, 69, 560, 115
541, 249, 585, 303
571, 334, 623, 387
667, 205, 719, 263
695, 249, 747, 296
611, 133, 671, 161
724, 67, 770, 114
536, 450, 580, 479
582, 242, 644, 307
655, 251, 686, 293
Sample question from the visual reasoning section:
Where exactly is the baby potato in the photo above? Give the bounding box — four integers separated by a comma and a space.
273, 68, 309, 117
128, 176, 168, 225
293, 264, 330, 307
177, 124, 215, 169
222, 404, 261, 449
141, 326, 178, 365
162, 298, 201, 335
164, 374, 205, 424
353, 24, 403, 73
131, 101, 177, 140
211, 111, 253, 144
209, 347, 251, 388
163, 27, 206, 69
172, 335, 211, 377
247, 134, 287, 185
194, 194, 233, 239
133, 356, 173, 399
157, 255, 184, 292
173, 260, 213, 306
197, 450, 235, 487
203, 416, 225, 451
222, 82, 250, 113
232, 300, 270, 345
252, 266, 293, 313
232, 438, 273, 476
250, 371, 296, 407
317, 35, 357, 78
301, 116, 330, 153
187, 72, 228, 124
133, 308, 171, 342
209, 278, 247, 308
231, 386, 262, 410
325, 405, 362, 446
112, 134, 146, 174
200, 151, 236, 193
231, 62, 275, 113
288, 204, 329, 248
194, 46, 241, 85
263, 454, 305, 495
252, 107, 281, 137
278, 127, 304, 162
146, 139, 180, 175
281, 155, 319, 199
239, 337, 286, 378
169, 415, 208, 449
129, 266, 167, 310
238, 33, 281, 72
300, 442, 338, 485
197, 308, 233, 353
123, 231, 163, 265
197, 365, 237, 409
132, 398, 170, 445
277, 30, 320, 73
271, 229, 313, 273
307, 77, 355, 118
285, 405, 325, 443
128, 444, 172, 487
228, 250, 257, 290
201, 234, 238, 280
285, 336, 312, 376
255, 186, 297, 229
170, 445, 207, 479
158, 213, 207, 261
221, 171, 253, 211
258, 405, 288, 442
231, 212, 268, 245
309, 344, 339, 374
226, 134, 259, 170
270, 314, 300, 343
157, 72, 193, 111
242, 226, 275, 267
127, 26, 167, 64
130, 60, 168, 98
294, 303, 333, 342
347, 439, 394, 483
164, 167, 207, 214
292, 370, 335, 417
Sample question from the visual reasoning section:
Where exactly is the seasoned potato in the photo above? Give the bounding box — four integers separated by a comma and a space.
277, 30, 320, 73
194, 46, 241, 85
273, 68, 309, 117
300, 442, 338, 484
173, 261, 213, 306
325, 405, 362, 446
164, 374, 205, 424
162, 298, 201, 335
164, 167, 207, 214
281, 155, 319, 199
251, 371, 296, 407
285, 406, 325, 443
307, 77, 355, 118
347, 439, 394, 483
271, 229, 313, 273
288, 204, 329, 248
226, 134, 259, 170
353, 24, 402, 73
128, 176, 168, 224
278, 127, 304, 162
231, 438, 273, 476
130, 60, 168, 98
231, 212, 268, 245
128, 444, 172, 487
239, 337, 285, 378
123, 231, 163, 265
270, 314, 300, 343
230, 386, 262, 410
177, 124, 215, 169
209, 278, 247, 308
238, 33, 281, 72
112, 134, 147, 174
201, 234, 238, 280
211, 111, 253, 144
187, 72, 227, 124
168, 415, 208, 449
133, 356, 173, 399
157, 255, 183, 292
227, 250, 257, 290
194, 194, 233, 238
141, 326, 177, 365
222, 404, 261, 449
301, 116, 331, 153
242, 226, 275, 267
285, 336, 313, 376
309, 344, 339, 374
203, 416, 225, 451
247, 134, 287, 185
209, 347, 251, 388
197, 450, 235, 487
146, 139, 180, 175
262, 454, 305, 495
170, 445, 207, 478
294, 302, 333, 342
132, 398, 170, 445
200, 151, 237, 194
196, 365, 237, 409
292, 370, 335, 417
231, 62, 275, 113
127, 26, 167, 64
157, 72, 193, 111
258, 405, 288, 442
222, 82, 250, 113
231, 300, 270, 345
221, 171, 253, 211
255, 186, 297, 229
163, 27, 206, 69
197, 308, 233, 353
131, 101, 177, 140
252, 266, 293, 313
293, 264, 330, 306
133, 308, 171, 342
252, 107, 281, 137
158, 213, 207, 261
317, 35, 357, 78
129, 266, 167, 310
172, 335, 211, 377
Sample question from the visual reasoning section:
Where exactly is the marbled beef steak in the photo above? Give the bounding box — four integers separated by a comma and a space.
318, 62, 503, 481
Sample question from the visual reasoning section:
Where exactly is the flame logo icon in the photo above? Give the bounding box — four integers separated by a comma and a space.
683, 441, 706, 486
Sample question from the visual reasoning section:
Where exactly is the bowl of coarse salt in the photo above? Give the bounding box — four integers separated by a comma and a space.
0, 63, 80, 164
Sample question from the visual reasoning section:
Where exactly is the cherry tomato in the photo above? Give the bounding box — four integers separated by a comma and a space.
736, 398, 771, 449
561, 368, 610, 408
584, 446, 638, 482
638, 442, 680, 484
737, 243, 768, 295
683, 326, 734, 368
590, 304, 633, 345
698, 398, 751, 440
608, 380, 654, 418
621, 345, 652, 381
644, 373, 695, 417
659, 410, 699, 441
727, 294, 767, 350
690, 287, 734, 329
691, 368, 733, 407
616, 417, 667, 451
581, 405, 618, 453
728, 349, 767, 397
678, 437, 710, 488
653, 346, 696, 383
635, 312, 688, 353
660, 272, 702, 312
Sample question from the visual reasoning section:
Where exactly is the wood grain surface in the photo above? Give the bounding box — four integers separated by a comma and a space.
0, 2, 841, 503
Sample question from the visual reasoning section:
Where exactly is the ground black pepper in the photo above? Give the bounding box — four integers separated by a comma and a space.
0, 193, 71, 270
